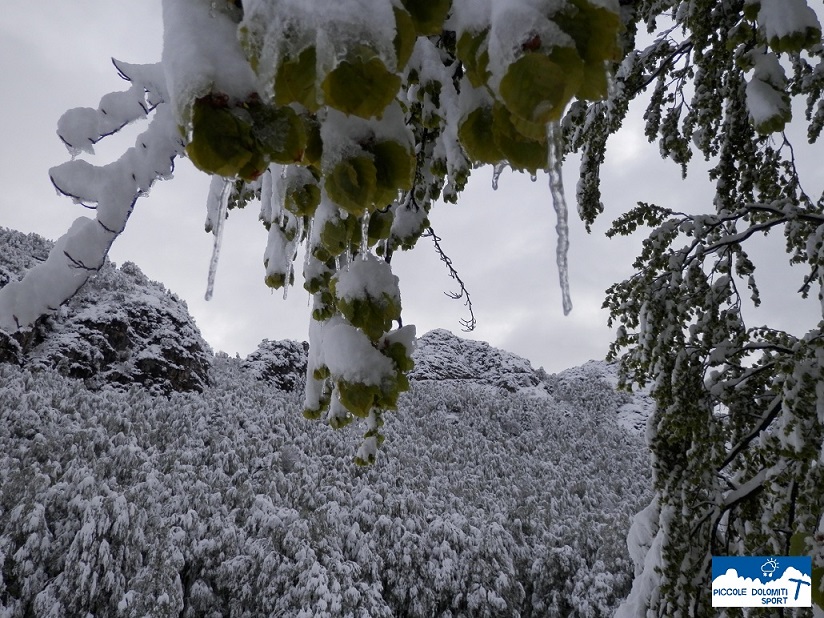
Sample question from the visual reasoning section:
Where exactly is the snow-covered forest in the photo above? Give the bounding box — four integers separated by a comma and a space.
2, 0, 824, 613
0, 228, 651, 616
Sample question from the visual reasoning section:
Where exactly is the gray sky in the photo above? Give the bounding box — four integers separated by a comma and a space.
1, 2, 819, 374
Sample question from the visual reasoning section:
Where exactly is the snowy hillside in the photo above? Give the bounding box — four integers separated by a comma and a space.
0, 227, 654, 616
0, 228, 212, 394
0, 359, 651, 617
554, 361, 653, 435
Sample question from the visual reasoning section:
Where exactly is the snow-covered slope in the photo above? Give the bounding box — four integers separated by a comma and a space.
0, 357, 652, 617
0, 227, 655, 616
555, 360, 653, 435
411, 329, 654, 434
0, 227, 212, 393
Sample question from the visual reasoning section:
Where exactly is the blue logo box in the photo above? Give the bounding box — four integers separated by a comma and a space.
712, 556, 812, 608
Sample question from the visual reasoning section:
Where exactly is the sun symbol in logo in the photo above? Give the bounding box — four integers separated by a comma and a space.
761, 558, 779, 578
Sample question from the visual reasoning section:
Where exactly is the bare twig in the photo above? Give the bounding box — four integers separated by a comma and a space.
423, 227, 477, 331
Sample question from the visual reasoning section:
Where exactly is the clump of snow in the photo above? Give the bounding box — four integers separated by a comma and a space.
743, 47, 790, 132
161, 0, 257, 126
747, 0, 821, 50
333, 253, 399, 303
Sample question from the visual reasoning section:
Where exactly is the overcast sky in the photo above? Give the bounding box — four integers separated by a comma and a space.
1, 2, 819, 374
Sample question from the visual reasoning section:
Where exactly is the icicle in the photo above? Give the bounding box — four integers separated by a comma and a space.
260, 169, 274, 225
547, 122, 573, 315
303, 217, 314, 275
530, 173, 537, 183
295, 215, 305, 244
605, 60, 617, 102
205, 174, 229, 233
205, 177, 233, 301
282, 269, 292, 299
491, 162, 507, 190
360, 212, 371, 259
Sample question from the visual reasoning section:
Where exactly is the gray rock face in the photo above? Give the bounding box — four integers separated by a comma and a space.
242, 339, 308, 391
0, 228, 212, 394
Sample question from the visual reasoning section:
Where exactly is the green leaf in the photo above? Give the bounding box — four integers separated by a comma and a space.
499, 48, 584, 125
789, 531, 808, 556
337, 380, 380, 417
321, 48, 401, 118
383, 340, 414, 372
334, 290, 401, 341
301, 114, 323, 166
274, 45, 320, 111
393, 6, 417, 70
325, 155, 378, 215
285, 176, 321, 217
457, 28, 491, 88
250, 104, 307, 164
492, 104, 548, 173
554, 0, 621, 66
367, 210, 394, 245
400, 0, 452, 36
186, 98, 262, 179
370, 140, 415, 208
458, 105, 504, 165
264, 271, 294, 289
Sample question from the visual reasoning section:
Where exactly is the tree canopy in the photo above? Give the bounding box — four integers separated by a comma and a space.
0, 0, 822, 613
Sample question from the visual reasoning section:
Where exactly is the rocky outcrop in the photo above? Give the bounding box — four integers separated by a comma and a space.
0, 228, 212, 394
410, 328, 548, 392
242, 339, 308, 392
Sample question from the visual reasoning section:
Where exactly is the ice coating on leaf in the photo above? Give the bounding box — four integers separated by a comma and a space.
333, 253, 400, 303
321, 104, 412, 171
263, 224, 297, 289
241, 0, 398, 105
486, 1, 573, 94
382, 323, 417, 356
161, 0, 257, 126
389, 199, 428, 247
446, 0, 492, 33
356, 434, 380, 464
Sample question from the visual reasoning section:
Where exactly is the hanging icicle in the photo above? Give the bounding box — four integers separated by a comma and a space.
491, 162, 507, 191
204, 177, 233, 301
547, 122, 573, 316
360, 212, 371, 259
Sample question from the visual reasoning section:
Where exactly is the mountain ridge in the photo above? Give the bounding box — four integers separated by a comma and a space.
0, 226, 652, 433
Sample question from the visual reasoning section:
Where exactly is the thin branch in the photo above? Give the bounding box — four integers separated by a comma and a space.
719, 395, 782, 470
423, 227, 477, 332
632, 39, 694, 95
